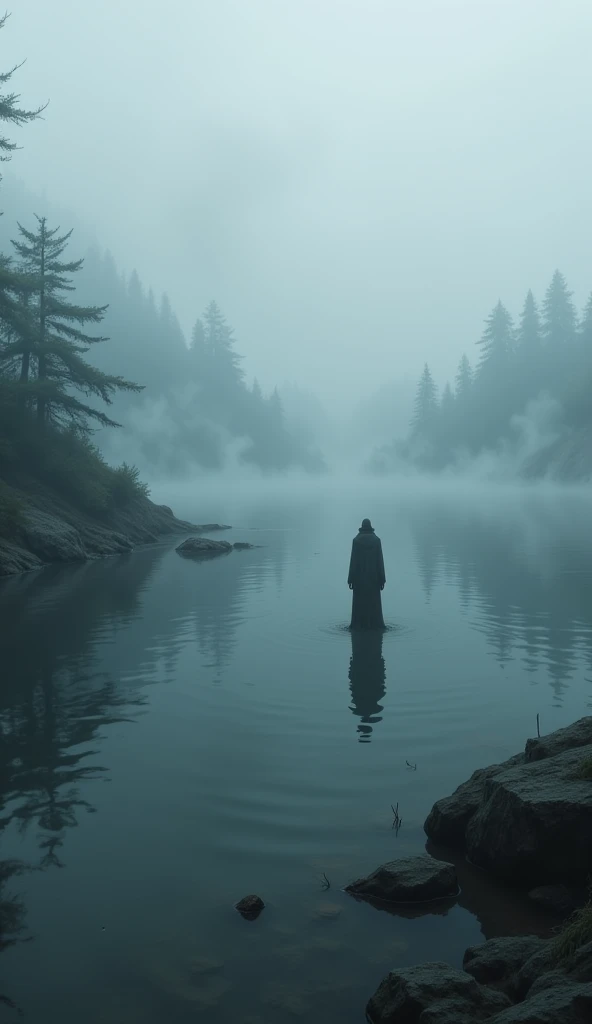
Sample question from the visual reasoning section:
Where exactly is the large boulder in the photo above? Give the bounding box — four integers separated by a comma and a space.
463, 935, 546, 999
366, 961, 511, 1023
424, 718, 592, 889
345, 854, 458, 905
424, 754, 523, 847
486, 980, 592, 1023
176, 537, 233, 558
516, 944, 559, 998
464, 744, 592, 885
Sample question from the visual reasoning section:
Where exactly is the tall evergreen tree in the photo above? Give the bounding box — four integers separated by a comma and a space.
541, 270, 577, 391
0, 14, 44, 353
410, 363, 438, 437
6, 216, 142, 429
202, 300, 243, 392
473, 301, 515, 448
541, 270, 576, 349
515, 289, 543, 405
0, 14, 46, 181
454, 353, 473, 401
476, 301, 514, 378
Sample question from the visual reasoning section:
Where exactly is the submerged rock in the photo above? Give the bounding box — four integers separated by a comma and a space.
366, 961, 511, 1024
233, 542, 257, 550
235, 894, 264, 919
176, 537, 233, 558
345, 854, 458, 904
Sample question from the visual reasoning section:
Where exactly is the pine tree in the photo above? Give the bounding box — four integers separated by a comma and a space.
542, 270, 576, 349
202, 300, 243, 392
0, 14, 46, 181
472, 301, 515, 448
0, 14, 44, 348
515, 289, 543, 405
541, 270, 577, 391
454, 353, 473, 402
476, 301, 514, 378
6, 216, 142, 429
410, 363, 438, 437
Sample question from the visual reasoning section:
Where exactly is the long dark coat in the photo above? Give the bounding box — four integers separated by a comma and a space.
348, 528, 386, 630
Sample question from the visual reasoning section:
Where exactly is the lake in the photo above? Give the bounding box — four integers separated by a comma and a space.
1, 478, 592, 1023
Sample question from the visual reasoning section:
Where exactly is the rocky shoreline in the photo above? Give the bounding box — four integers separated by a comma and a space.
359, 716, 592, 1022
0, 476, 228, 577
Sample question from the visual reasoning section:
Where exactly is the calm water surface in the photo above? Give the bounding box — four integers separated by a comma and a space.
1, 480, 592, 1023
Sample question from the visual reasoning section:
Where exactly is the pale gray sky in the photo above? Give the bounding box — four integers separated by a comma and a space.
6, 0, 592, 408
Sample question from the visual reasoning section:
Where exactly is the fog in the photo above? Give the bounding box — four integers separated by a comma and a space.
7, 0, 592, 417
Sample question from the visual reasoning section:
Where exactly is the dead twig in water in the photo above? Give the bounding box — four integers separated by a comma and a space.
391, 802, 403, 833
320, 873, 331, 891
536, 713, 540, 738
406, 760, 417, 770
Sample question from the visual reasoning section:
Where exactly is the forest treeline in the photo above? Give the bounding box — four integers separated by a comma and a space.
0, 14, 323, 538
71, 249, 325, 475
393, 273, 592, 469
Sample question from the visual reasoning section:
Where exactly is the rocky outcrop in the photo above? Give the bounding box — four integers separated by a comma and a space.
487, 980, 592, 1022
0, 475, 229, 577
423, 754, 524, 847
363, 719, 592, 1024
345, 855, 458, 905
367, 935, 592, 1024
462, 935, 546, 1000
424, 717, 592, 888
366, 961, 511, 1023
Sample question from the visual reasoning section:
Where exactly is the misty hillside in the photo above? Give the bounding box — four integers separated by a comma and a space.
369, 278, 592, 481
0, 175, 326, 477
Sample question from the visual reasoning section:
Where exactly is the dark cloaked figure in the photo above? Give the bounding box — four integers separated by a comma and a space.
348, 628, 386, 742
348, 519, 386, 630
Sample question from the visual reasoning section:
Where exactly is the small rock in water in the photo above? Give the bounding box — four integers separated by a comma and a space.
235, 894, 265, 919
176, 537, 232, 558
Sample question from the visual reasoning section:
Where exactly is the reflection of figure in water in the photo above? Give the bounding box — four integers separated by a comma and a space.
348, 518, 386, 629
348, 629, 386, 742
